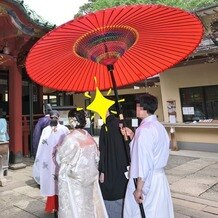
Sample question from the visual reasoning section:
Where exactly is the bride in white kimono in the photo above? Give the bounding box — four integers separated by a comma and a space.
56, 108, 108, 218
121, 94, 174, 218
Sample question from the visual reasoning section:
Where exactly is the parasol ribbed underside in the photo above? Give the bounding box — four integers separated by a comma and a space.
74, 26, 138, 65
26, 4, 203, 92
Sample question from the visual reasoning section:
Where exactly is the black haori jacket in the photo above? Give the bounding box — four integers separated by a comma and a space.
98, 114, 129, 200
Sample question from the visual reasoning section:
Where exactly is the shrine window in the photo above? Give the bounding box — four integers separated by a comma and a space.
180, 85, 218, 122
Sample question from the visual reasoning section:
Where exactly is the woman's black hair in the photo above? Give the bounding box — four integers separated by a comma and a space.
68, 108, 86, 129
136, 93, 158, 114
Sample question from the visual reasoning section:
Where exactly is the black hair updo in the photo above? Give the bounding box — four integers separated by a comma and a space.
68, 108, 86, 129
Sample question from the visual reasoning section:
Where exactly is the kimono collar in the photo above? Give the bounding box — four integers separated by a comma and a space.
141, 115, 157, 125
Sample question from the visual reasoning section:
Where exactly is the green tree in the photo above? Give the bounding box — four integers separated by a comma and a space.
75, 0, 217, 17
74, 0, 96, 18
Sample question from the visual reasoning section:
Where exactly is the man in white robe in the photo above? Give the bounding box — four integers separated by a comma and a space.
122, 93, 174, 218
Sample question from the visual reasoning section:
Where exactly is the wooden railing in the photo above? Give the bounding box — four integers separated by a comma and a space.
5, 114, 44, 157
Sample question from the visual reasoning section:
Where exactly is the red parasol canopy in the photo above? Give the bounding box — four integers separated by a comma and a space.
26, 4, 203, 92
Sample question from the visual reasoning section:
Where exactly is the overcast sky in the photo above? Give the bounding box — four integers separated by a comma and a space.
24, 0, 88, 26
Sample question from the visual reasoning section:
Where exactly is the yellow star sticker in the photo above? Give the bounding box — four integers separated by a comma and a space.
87, 87, 115, 124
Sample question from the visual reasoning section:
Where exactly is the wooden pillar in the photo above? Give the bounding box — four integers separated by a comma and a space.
8, 62, 24, 164
38, 86, 44, 112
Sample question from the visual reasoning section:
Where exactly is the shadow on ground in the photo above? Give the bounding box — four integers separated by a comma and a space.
166, 155, 199, 170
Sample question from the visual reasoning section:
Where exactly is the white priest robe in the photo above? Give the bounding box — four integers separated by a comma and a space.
123, 115, 174, 218
32, 124, 70, 196
56, 129, 108, 218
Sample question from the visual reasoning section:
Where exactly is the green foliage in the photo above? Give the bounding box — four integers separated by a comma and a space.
74, 0, 217, 18
74, 0, 96, 18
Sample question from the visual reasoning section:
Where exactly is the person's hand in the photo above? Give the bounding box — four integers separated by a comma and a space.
133, 189, 144, 204
120, 127, 134, 140
99, 172, 104, 183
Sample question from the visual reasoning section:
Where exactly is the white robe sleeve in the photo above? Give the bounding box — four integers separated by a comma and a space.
129, 127, 154, 194
32, 128, 48, 184
56, 135, 71, 165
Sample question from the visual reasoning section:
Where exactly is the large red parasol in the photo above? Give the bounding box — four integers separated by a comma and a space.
26, 4, 203, 92
26, 5, 203, 217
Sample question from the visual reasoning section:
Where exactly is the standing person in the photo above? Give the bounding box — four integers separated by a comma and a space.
121, 93, 174, 218
33, 110, 70, 215
99, 111, 129, 217
0, 109, 9, 142
84, 111, 92, 135
32, 104, 52, 158
56, 108, 108, 218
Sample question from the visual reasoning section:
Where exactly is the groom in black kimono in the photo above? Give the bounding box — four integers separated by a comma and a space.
99, 111, 129, 217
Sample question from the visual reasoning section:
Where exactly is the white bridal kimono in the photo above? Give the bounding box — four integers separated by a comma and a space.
32, 124, 70, 196
124, 115, 174, 218
56, 129, 108, 218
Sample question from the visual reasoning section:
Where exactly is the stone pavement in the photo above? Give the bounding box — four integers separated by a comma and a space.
0, 150, 217, 218
167, 150, 218, 218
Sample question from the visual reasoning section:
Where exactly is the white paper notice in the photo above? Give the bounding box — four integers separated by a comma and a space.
169, 115, 176, 123
182, 107, 195, 115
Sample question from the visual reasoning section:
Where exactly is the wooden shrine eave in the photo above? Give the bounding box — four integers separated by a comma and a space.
175, 4, 218, 67
0, 0, 52, 68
